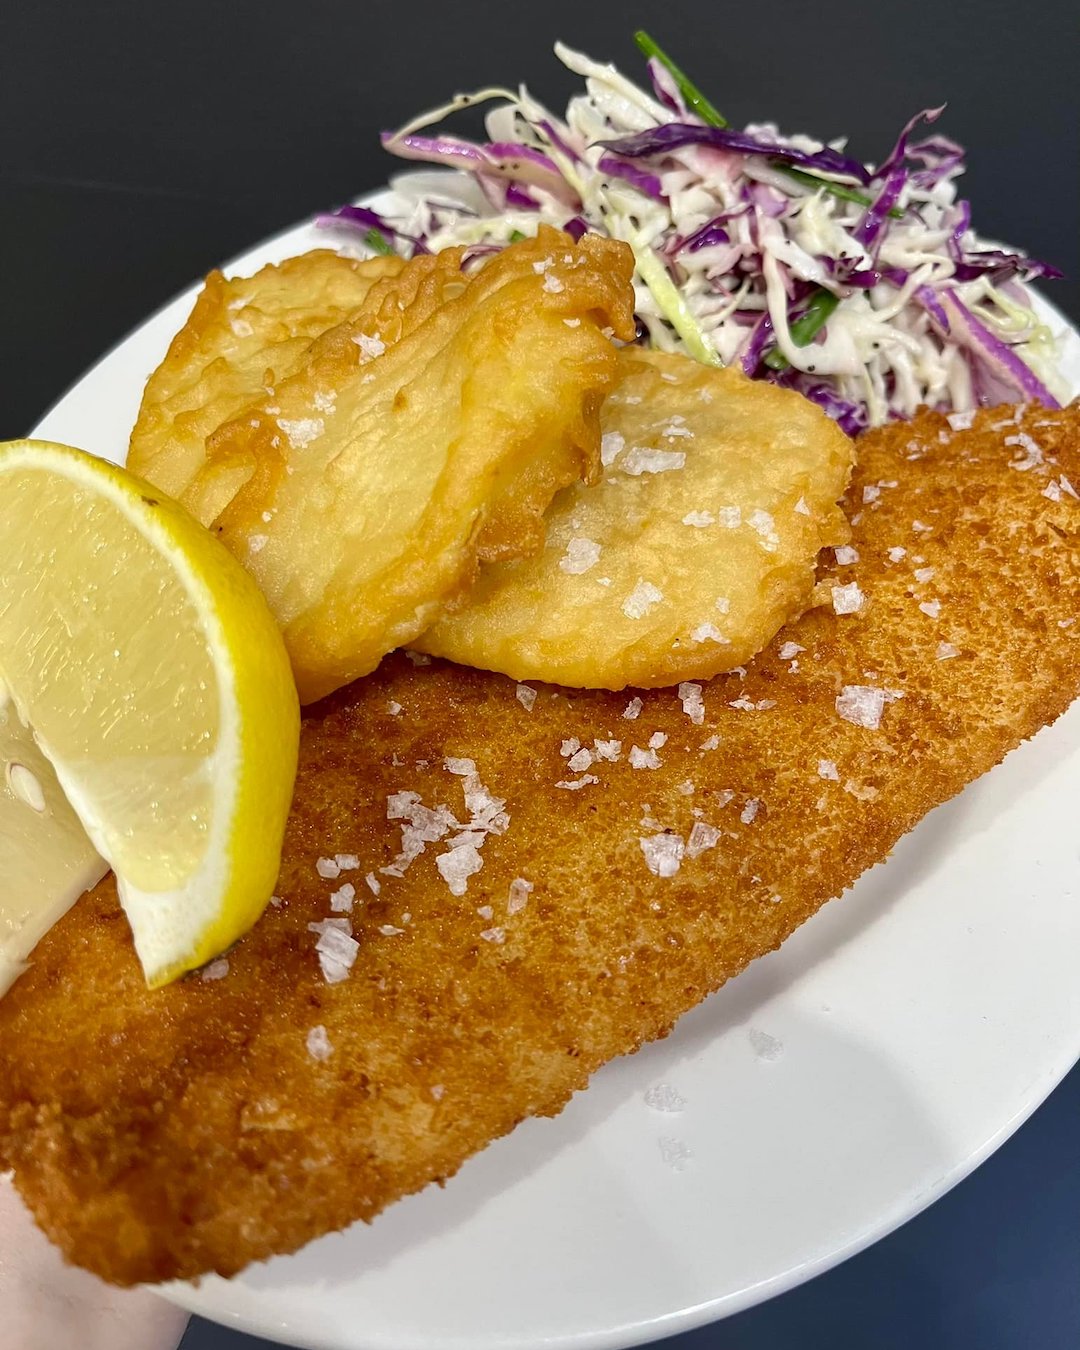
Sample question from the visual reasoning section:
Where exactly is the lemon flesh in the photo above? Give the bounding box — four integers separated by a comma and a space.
0, 440, 299, 988
0, 692, 107, 995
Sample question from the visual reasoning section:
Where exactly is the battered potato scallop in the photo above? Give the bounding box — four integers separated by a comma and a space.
128, 250, 406, 500
157, 229, 637, 703
418, 348, 854, 688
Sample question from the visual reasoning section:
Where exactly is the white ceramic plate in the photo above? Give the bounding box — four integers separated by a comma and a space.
32, 203, 1080, 1350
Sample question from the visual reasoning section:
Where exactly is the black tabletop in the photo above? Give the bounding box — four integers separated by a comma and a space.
3, 1, 1077, 1347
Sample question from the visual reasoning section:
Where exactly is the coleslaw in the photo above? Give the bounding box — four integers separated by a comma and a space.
321, 34, 1068, 434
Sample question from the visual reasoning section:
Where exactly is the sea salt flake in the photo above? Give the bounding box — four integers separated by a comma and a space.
308, 915, 351, 937
563, 317, 581, 328
532, 256, 554, 273
555, 774, 599, 790
278, 417, 324, 449
480, 926, 506, 943
832, 581, 865, 614
682, 510, 714, 527
317, 956, 350, 985
686, 821, 721, 858
778, 641, 804, 661
913, 567, 936, 584
387, 700, 403, 716
741, 798, 761, 825
560, 738, 581, 757
621, 447, 686, 475
315, 926, 359, 974
715, 597, 731, 615
622, 580, 663, 619
248, 534, 268, 555
335, 854, 358, 870
594, 738, 622, 761
352, 331, 386, 359
678, 681, 705, 724
640, 833, 685, 878
364, 872, 381, 896
1005, 432, 1043, 470
404, 650, 431, 666
444, 756, 476, 776
947, 409, 975, 431
912, 519, 932, 533
560, 536, 602, 574
379, 924, 405, 937
516, 683, 537, 711
936, 641, 961, 660
691, 622, 728, 644
677, 779, 695, 795
644, 1083, 687, 1113
919, 599, 942, 619
863, 485, 881, 504
542, 272, 564, 293
600, 430, 625, 466
1043, 480, 1063, 502
648, 731, 668, 749
817, 758, 840, 780
329, 883, 356, 912
306, 1026, 333, 1061
312, 390, 337, 414
436, 844, 484, 896
507, 877, 534, 915
623, 697, 643, 720
717, 505, 741, 528
1060, 475, 1079, 499
748, 508, 779, 550
201, 958, 229, 982
567, 747, 594, 772
629, 746, 661, 770
887, 546, 907, 562
834, 545, 859, 565
836, 684, 886, 730
476, 905, 494, 920
794, 496, 811, 516
316, 857, 341, 879
700, 735, 720, 751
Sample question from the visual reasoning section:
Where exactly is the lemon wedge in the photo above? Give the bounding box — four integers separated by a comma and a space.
0, 440, 299, 988
0, 693, 107, 995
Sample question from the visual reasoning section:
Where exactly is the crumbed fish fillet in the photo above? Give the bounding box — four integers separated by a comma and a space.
0, 404, 1077, 1286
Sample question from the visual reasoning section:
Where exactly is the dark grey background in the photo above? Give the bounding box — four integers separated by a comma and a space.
2, 1, 1077, 1346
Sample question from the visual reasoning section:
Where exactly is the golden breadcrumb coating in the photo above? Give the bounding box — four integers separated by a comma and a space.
1, 404, 1077, 1287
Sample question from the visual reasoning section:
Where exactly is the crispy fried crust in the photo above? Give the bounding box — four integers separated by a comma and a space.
127, 251, 406, 500
418, 348, 855, 687
180, 229, 637, 703
1, 405, 1078, 1286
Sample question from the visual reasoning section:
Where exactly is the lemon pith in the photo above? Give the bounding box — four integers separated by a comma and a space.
0, 440, 300, 988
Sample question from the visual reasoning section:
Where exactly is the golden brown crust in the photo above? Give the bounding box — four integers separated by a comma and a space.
2, 404, 1078, 1286
127, 251, 405, 500
180, 229, 637, 703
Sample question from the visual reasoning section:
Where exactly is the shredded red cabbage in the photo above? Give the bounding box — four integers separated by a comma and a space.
598, 123, 873, 184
